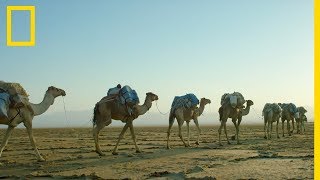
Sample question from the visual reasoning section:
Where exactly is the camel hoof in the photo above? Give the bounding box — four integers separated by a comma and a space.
231, 135, 236, 140
195, 142, 200, 145
95, 150, 105, 156
37, 158, 46, 162
112, 152, 119, 155
166, 146, 171, 150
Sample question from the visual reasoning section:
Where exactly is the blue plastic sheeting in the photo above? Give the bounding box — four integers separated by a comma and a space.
119, 85, 140, 105
171, 93, 199, 112
279, 103, 298, 114
0, 92, 10, 119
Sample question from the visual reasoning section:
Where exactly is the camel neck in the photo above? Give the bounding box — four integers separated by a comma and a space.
134, 96, 152, 115
242, 103, 251, 116
198, 102, 206, 115
29, 92, 55, 116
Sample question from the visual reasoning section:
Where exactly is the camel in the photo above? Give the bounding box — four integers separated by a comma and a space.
0, 86, 66, 161
218, 100, 254, 145
166, 98, 211, 149
296, 106, 307, 134
278, 103, 299, 137
262, 103, 282, 139
92, 92, 158, 156
301, 114, 307, 133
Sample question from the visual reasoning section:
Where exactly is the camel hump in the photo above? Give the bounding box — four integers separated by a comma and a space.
0, 81, 29, 96
281, 103, 297, 114
221, 92, 245, 108
263, 103, 281, 115
171, 93, 199, 112
99, 95, 117, 104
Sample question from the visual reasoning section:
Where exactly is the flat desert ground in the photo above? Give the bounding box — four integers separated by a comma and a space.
0, 123, 314, 179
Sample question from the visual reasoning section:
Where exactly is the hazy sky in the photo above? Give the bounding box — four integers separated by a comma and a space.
0, 0, 314, 127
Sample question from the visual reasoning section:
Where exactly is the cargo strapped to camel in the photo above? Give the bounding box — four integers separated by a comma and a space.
262, 103, 282, 116
101, 85, 139, 116
171, 93, 199, 113
279, 103, 298, 114
0, 92, 10, 120
0, 81, 30, 121
119, 85, 139, 106
220, 92, 245, 108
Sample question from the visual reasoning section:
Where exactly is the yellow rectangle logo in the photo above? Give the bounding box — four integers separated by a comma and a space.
7, 6, 35, 46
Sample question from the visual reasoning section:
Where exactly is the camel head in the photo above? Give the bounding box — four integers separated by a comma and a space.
47, 86, 66, 97
246, 100, 254, 106
200, 98, 211, 105
298, 107, 307, 115
146, 92, 158, 101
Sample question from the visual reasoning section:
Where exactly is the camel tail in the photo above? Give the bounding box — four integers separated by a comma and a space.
92, 103, 99, 126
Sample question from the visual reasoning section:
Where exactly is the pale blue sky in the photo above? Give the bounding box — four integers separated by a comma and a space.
0, 0, 314, 127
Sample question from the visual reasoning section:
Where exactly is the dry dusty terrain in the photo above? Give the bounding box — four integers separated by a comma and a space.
0, 123, 314, 179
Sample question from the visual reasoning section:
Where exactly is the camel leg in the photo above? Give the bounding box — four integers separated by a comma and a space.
186, 121, 190, 147
224, 121, 230, 144
276, 120, 280, 138
0, 126, 15, 158
291, 119, 295, 134
177, 119, 187, 147
267, 121, 270, 140
270, 122, 274, 139
287, 120, 291, 136
301, 121, 305, 134
194, 119, 201, 145
24, 121, 45, 161
112, 123, 130, 155
93, 119, 111, 156
282, 120, 285, 137
166, 118, 174, 149
232, 119, 240, 144
128, 122, 141, 153
218, 122, 223, 146
264, 117, 267, 139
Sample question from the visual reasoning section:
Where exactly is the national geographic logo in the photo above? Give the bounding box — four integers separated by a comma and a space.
6, 5, 36, 47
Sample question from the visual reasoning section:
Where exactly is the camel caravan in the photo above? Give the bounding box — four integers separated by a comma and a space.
0, 81, 309, 160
